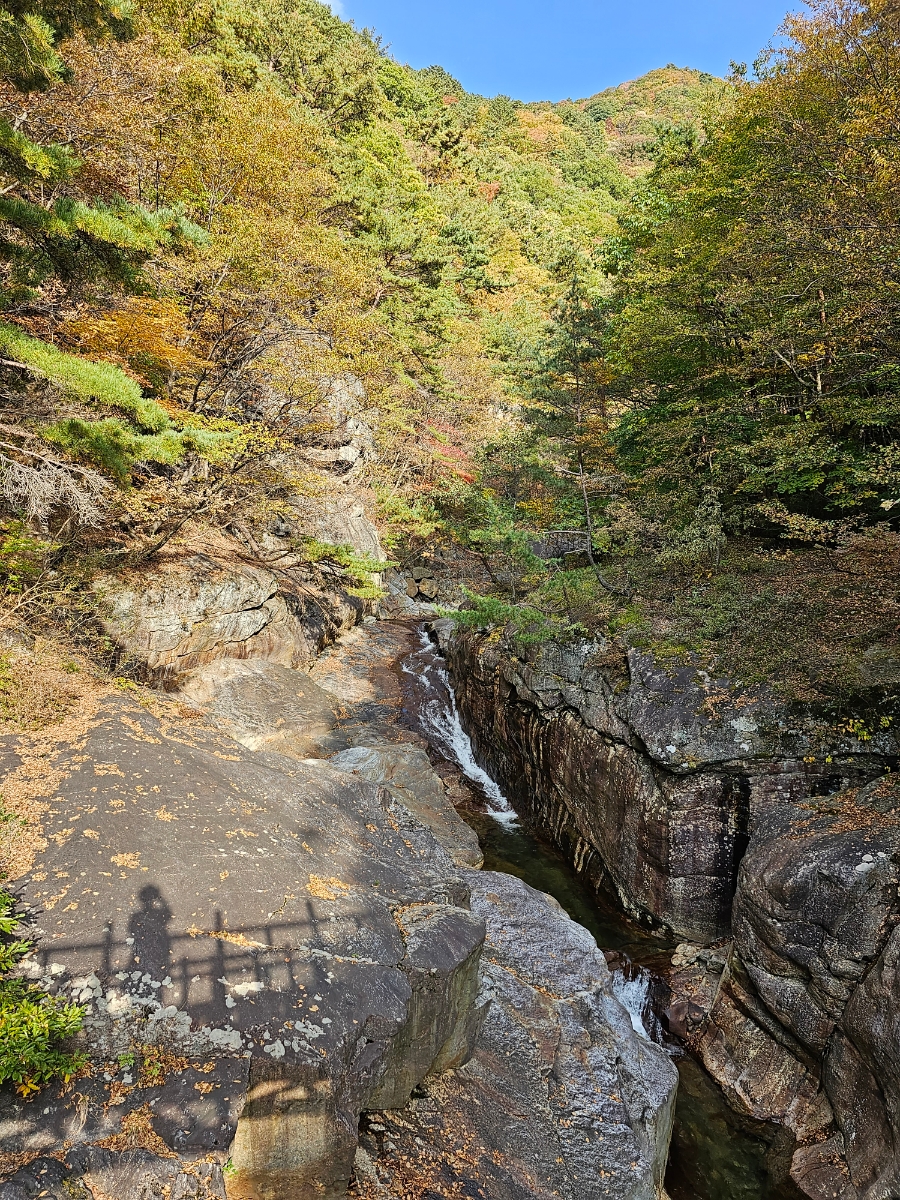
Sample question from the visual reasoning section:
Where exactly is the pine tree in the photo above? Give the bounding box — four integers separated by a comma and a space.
522, 270, 628, 594
0, 0, 213, 518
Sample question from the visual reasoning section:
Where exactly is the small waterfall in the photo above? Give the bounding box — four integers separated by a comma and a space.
399, 628, 518, 825
397, 620, 771, 1200
610, 966, 657, 1041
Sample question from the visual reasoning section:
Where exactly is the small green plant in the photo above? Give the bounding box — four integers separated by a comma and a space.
223, 1159, 238, 1177
840, 716, 893, 742
0, 795, 21, 826
0, 889, 85, 1096
445, 589, 581, 648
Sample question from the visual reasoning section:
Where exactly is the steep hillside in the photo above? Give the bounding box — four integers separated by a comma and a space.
0, 0, 634, 577
569, 65, 722, 173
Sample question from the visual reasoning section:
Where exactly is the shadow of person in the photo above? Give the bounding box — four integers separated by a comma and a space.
128, 884, 173, 981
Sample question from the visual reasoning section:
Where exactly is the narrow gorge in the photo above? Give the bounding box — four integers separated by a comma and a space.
0, 535, 679, 1200
0, 0, 898, 1196
440, 622, 900, 1200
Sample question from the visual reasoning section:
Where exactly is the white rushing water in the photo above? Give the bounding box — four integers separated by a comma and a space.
611, 968, 654, 1041
401, 628, 519, 826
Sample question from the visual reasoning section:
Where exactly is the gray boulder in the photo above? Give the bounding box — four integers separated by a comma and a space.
178, 657, 351, 759
97, 549, 364, 683
353, 871, 678, 1200
1, 696, 484, 1199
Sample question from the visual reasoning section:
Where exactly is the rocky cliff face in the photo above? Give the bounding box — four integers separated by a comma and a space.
441, 627, 896, 943
353, 871, 677, 1200
440, 624, 900, 1199
97, 488, 387, 686
97, 546, 365, 684
692, 774, 900, 1200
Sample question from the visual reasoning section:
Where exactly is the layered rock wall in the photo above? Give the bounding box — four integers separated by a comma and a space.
693, 775, 900, 1200
441, 626, 895, 942
440, 623, 900, 1198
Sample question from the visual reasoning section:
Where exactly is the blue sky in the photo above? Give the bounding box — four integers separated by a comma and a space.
334, 0, 799, 101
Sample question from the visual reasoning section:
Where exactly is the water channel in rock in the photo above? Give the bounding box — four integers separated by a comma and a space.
396, 623, 787, 1200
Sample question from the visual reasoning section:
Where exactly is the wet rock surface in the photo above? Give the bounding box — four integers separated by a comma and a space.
664, 942, 729, 1041
441, 626, 895, 942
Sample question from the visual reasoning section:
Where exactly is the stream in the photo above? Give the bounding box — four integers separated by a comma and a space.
397, 624, 786, 1200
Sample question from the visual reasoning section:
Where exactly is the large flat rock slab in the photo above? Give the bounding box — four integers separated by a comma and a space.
177, 642, 482, 866
178, 657, 353, 758
1, 697, 484, 1199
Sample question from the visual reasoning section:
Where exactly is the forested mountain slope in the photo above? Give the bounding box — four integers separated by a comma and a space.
2, 0, 896, 694
563, 64, 720, 173
1, 1, 900, 1196
0, 0, 720, 570
0, 0, 644, 558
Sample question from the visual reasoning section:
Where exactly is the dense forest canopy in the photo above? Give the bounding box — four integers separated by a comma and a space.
0, 0, 898, 701
0, 0, 639, 545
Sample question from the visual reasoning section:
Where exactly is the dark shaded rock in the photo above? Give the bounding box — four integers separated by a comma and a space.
829, 922, 900, 1196
440, 625, 893, 941
664, 942, 728, 1039
0, 1149, 226, 1200
0, 1056, 247, 1162
351, 872, 678, 1200
694, 775, 900, 1199
790, 1138, 857, 1200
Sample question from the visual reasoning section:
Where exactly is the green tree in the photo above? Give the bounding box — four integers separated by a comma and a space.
0, 0, 215, 517
518, 269, 629, 593
605, 0, 900, 535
